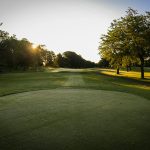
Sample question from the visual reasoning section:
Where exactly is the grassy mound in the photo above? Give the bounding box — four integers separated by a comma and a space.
0, 89, 150, 150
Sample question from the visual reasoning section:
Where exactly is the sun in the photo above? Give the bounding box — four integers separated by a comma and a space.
32, 44, 38, 49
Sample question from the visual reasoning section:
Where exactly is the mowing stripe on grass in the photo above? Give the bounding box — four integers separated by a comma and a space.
64, 74, 85, 87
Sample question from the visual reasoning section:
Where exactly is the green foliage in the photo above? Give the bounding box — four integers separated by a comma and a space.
63, 51, 84, 68
55, 53, 66, 67
38, 45, 57, 67
55, 51, 96, 68
145, 58, 150, 67
0, 28, 58, 71
0, 26, 96, 71
98, 58, 109, 68
99, 8, 150, 78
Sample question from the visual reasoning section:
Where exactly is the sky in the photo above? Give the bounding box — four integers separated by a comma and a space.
0, 0, 150, 62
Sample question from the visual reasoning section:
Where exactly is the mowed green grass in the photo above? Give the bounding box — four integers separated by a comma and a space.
0, 68, 150, 150
0, 68, 149, 99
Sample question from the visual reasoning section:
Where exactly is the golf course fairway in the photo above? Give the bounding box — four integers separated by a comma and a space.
0, 89, 150, 150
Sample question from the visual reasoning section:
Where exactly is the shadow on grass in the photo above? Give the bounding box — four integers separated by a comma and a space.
93, 71, 150, 100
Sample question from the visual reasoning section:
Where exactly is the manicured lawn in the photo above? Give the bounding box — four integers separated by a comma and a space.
0, 68, 149, 99
0, 68, 150, 150
99, 68, 150, 81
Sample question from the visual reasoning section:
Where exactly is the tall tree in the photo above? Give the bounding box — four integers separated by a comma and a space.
99, 21, 125, 74
123, 8, 150, 78
99, 8, 150, 78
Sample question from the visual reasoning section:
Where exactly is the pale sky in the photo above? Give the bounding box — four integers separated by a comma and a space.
0, 0, 150, 62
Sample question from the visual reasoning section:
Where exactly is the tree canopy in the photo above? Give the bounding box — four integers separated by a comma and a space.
0, 26, 96, 71
99, 8, 150, 78
56, 51, 96, 68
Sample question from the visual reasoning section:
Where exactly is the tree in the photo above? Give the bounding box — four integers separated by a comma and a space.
123, 9, 150, 78
0, 23, 9, 41
33, 45, 57, 67
99, 22, 125, 74
55, 51, 96, 68
98, 58, 109, 68
55, 53, 65, 67
0, 24, 10, 71
0, 25, 97, 71
99, 8, 150, 78
63, 51, 84, 68
145, 57, 150, 67
122, 55, 140, 71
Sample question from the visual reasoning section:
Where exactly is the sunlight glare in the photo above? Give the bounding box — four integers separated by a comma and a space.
32, 44, 38, 49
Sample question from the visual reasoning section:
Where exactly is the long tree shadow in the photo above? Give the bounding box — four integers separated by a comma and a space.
84, 70, 150, 100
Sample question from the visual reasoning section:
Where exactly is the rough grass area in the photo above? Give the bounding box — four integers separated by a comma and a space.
0, 89, 150, 150
0, 68, 150, 150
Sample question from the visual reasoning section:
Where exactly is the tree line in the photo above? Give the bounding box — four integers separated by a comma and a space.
1, 8, 150, 78
0, 26, 96, 72
99, 8, 150, 78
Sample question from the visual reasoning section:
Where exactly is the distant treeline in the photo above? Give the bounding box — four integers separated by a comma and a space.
56, 51, 96, 68
0, 27, 96, 72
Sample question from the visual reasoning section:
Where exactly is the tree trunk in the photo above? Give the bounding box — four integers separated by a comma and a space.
140, 57, 144, 79
126, 66, 129, 72
117, 68, 119, 74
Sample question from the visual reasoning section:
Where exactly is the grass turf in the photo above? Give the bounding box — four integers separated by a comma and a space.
0, 68, 149, 99
0, 89, 150, 150
0, 68, 150, 150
